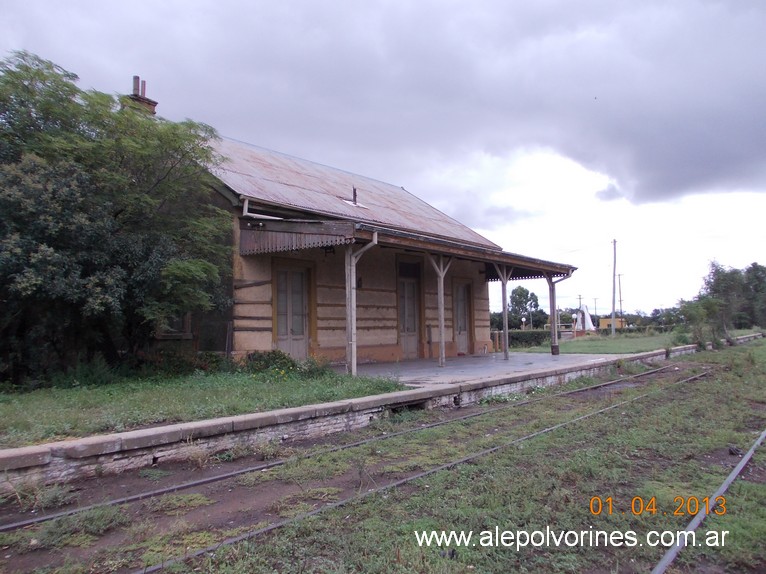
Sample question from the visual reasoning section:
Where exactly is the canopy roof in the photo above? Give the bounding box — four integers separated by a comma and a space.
214, 137, 576, 280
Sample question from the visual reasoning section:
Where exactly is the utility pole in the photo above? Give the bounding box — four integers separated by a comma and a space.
618, 274, 624, 320
611, 239, 617, 336
593, 298, 598, 317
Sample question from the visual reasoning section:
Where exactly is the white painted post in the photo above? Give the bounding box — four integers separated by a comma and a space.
545, 270, 573, 356
546, 274, 559, 355
427, 253, 452, 367
493, 264, 513, 361
345, 245, 355, 375
344, 233, 378, 376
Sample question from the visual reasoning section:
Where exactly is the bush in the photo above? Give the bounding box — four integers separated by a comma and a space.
296, 355, 332, 378
47, 354, 123, 388
508, 330, 551, 348
139, 350, 203, 376
243, 350, 298, 373
671, 328, 692, 346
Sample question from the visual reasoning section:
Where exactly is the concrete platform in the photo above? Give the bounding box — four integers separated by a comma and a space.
341, 351, 630, 386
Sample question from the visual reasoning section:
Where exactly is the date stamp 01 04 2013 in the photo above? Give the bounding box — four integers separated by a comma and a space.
589, 495, 727, 517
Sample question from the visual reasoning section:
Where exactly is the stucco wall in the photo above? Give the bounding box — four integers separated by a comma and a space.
231, 242, 491, 363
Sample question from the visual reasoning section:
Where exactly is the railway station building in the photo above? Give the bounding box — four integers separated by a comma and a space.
174, 137, 576, 374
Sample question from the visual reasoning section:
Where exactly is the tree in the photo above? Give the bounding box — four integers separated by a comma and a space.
743, 262, 766, 328
701, 262, 747, 334
0, 52, 231, 384
679, 296, 721, 349
647, 307, 681, 330
508, 286, 548, 329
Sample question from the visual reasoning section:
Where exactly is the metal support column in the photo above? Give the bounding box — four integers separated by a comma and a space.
545, 270, 573, 356
427, 253, 453, 367
493, 264, 514, 360
345, 232, 378, 376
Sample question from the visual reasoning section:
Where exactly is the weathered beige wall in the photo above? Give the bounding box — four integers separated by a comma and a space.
232, 241, 491, 362
232, 222, 273, 356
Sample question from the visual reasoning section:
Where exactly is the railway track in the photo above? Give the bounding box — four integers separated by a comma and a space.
1, 362, 728, 574
134, 368, 712, 574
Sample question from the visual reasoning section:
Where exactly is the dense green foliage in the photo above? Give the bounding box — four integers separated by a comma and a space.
0, 52, 231, 384
490, 286, 549, 330
507, 329, 550, 347
680, 261, 766, 347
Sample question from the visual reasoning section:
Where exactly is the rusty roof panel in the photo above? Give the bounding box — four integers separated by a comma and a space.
213, 138, 501, 251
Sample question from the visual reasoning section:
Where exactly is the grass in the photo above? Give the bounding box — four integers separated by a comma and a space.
189, 341, 766, 573
0, 371, 404, 448
535, 332, 674, 353
2, 481, 79, 512
0, 505, 130, 552
138, 468, 173, 482
144, 493, 215, 516
5, 343, 763, 572
521, 328, 761, 355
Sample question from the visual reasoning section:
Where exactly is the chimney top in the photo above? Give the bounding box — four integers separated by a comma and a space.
127, 75, 158, 115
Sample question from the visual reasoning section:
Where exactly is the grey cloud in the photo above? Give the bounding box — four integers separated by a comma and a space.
596, 183, 623, 201
3, 0, 766, 205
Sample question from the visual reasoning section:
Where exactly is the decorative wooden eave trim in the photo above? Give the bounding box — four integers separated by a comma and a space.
353, 224, 576, 280
236, 217, 576, 281
239, 219, 357, 255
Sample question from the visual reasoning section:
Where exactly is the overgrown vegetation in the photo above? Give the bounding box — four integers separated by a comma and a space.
506, 329, 550, 347
189, 342, 766, 573
0, 505, 129, 551
2, 344, 762, 572
2, 481, 78, 512
0, 51, 231, 386
678, 261, 766, 349
0, 364, 403, 448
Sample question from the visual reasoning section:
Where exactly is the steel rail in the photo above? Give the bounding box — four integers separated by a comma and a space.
651, 426, 766, 574
0, 364, 674, 533
133, 370, 708, 574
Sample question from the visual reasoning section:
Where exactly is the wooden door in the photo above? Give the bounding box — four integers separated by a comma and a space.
398, 277, 419, 359
455, 282, 471, 355
276, 269, 308, 359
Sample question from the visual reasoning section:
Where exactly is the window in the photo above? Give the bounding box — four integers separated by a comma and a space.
156, 312, 193, 340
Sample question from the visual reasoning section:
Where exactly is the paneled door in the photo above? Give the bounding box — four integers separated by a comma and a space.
455, 283, 471, 355
276, 269, 308, 359
398, 277, 419, 359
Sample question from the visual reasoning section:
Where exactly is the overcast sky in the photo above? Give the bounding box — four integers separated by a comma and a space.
3, 0, 765, 315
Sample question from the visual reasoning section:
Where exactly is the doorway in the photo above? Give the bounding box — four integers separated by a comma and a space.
454, 282, 471, 355
275, 268, 308, 359
398, 261, 421, 359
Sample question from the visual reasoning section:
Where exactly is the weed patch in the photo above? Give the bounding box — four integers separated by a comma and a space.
2, 481, 79, 512
5, 505, 130, 551
138, 468, 172, 482
144, 493, 215, 516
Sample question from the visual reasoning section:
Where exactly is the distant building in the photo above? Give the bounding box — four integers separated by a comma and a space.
599, 317, 628, 330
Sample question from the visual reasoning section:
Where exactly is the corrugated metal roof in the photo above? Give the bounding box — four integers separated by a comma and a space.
212, 137, 501, 250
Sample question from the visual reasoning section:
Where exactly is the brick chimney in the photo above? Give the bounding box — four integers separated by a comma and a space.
127, 75, 158, 114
